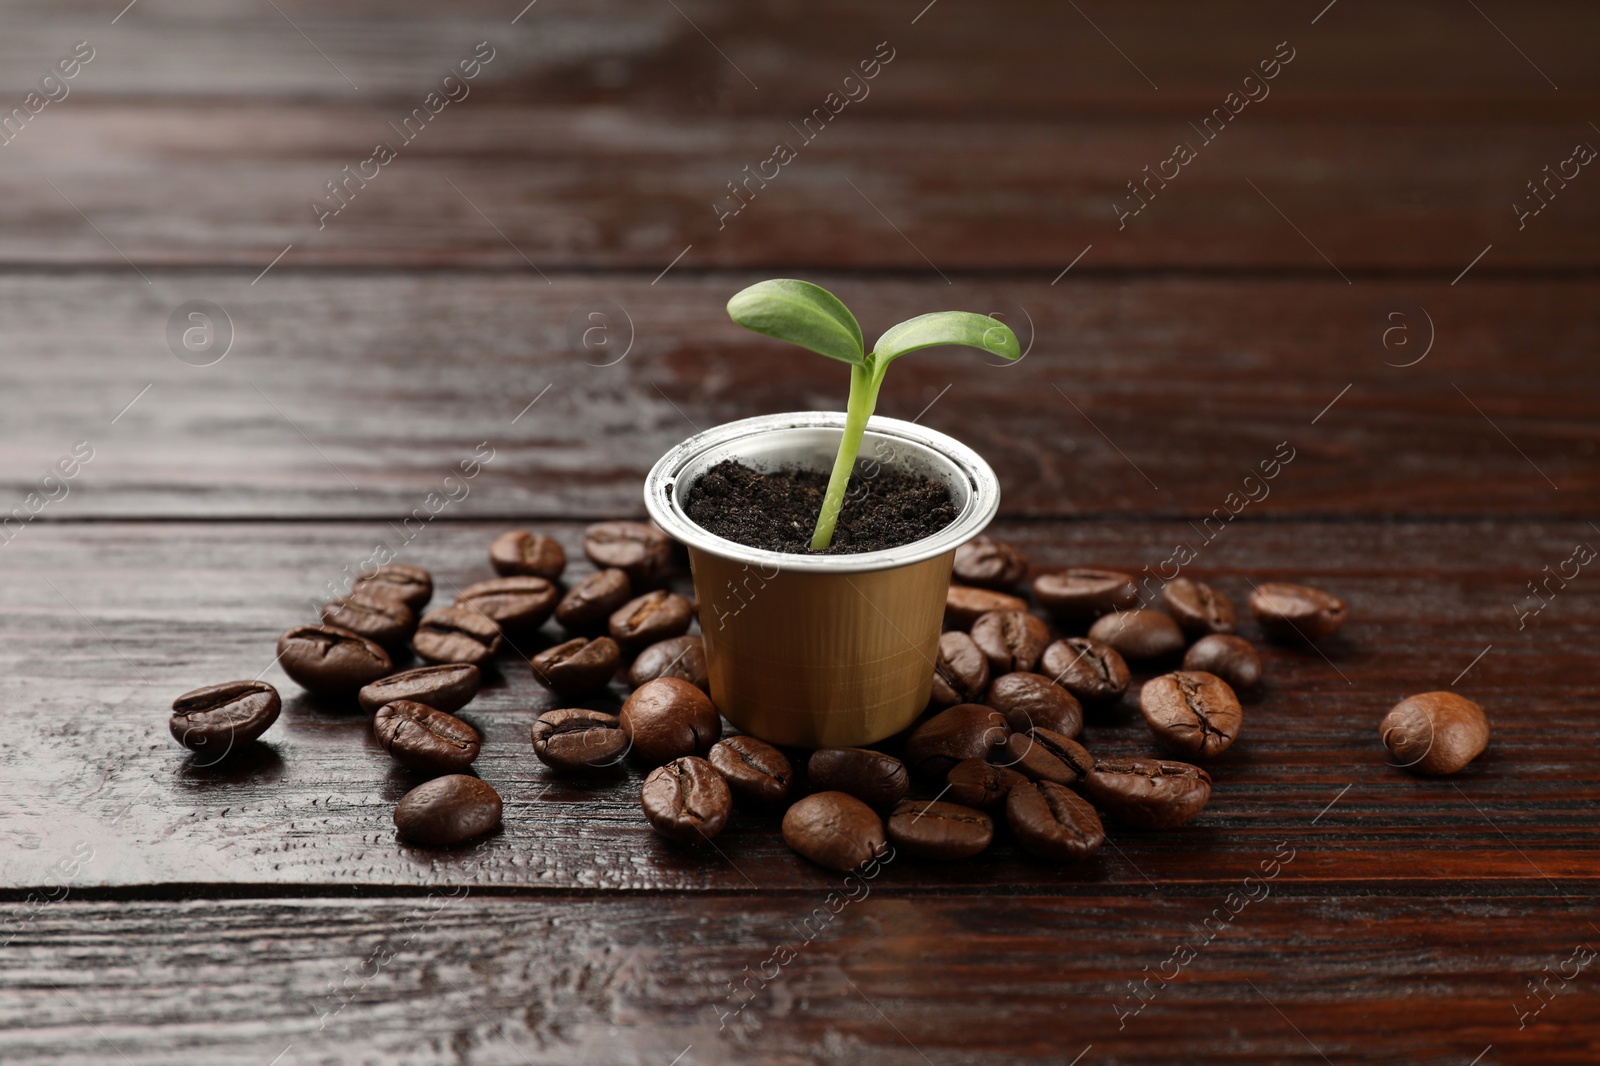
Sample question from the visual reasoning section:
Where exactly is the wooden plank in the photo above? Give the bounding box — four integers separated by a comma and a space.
2, 894, 1595, 1063
0, 519, 1594, 892
0, 275, 1593, 520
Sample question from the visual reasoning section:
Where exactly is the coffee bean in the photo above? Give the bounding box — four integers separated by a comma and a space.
1032, 568, 1138, 621
1081, 758, 1212, 829
888, 800, 993, 860
488, 530, 566, 580
641, 756, 732, 843
620, 677, 721, 766
1380, 691, 1490, 776
277, 624, 393, 696
782, 792, 887, 872
629, 635, 709, 691
931, 631, 990, 706
970, 610, 1051, 674
320, 593, 415, 653
413, 607, 503, 667
904, 704, 1010, 781
359, 664, 481, 715
609, 589, 693, 649
554, 568, 633, 634
985, 672, 1082, 737
1040, 637, 1130, 703
1183, 635, 1261, 691
945, 758, 1028, 812
393, 774, 502, 847
1162, 577, 1236, 637
530, 636, 620, 698
1139, 671, 1242, 758
1006, 781, 1105, 861
953, 535, 1028, 589
708, 735, 793, 804
945, 585, 1029, 630
1087, 609, 1185, 660
1249, 581, 1348, 642
454, 576, 559, 633
351, 563, 433, 612
1001, 728, 1093, 785
373, 700, 481, 775
806, 748, 910, 809
584, 521, 673, 583
532, 708, 629, 772
170, 680, 281, 757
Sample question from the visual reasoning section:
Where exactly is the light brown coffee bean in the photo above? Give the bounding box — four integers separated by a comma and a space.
320, 594, 415, 653
782, 792, 887, 873
359, 664, 481, 715
945, 758, 1028, 812
454, 576, 559, 633
888, 800, 993, 860
609, 589, 693, 649
169, 680, 280, 757
351, 563, 433, 612
1081, 758, 1212, 829
278, 625, 393, 696
489, 530, 566, 580
629, 635, 709, 691
1183, 634, 1262, 691
532, 708, 629, 772
1249, 581, 1348, 642
903, 704, 1010, 781
412, 608, 503, 667
1040, 638, 1130, 703
708, 735, 793, 804
393, 775, 501, 847
953, 535, 1028, 589
530, 636, 620, 698
1001, 728, 1093, 785
985, 672, 1082, 737
555, 568, 633, 633
1380, 691, 1490, 775
1139, 671, 1242, 758
1087, 609, 1185, 660
584, 521, 673, 583
1032, 568, 1138, 621
806, 748, 910, 809
970, 610, 1051, 674
641, 756, 732, 843
1006, 781, 1104, 861
373, 700, 481, 775
931, 631, 990, 707
945, 586, 1029, 630
1163, 577, 1236, 637
620, 677, 722, 765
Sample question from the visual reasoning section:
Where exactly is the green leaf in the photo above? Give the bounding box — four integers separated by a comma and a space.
727, 279, 865, 366
871, 311, 1021, 365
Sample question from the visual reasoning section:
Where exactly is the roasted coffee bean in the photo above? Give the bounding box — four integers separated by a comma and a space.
931, 631, 990, 706
945, 585, 1029, 630
1163, 577, 1236, 637
351, 563, 433, 612
1087, 609, 1185, 660
530, 636, 620, 698
1183, 635, 1261, 691
1006, 781, 1105, 861
453, 576, 559, 632
1380, 691, 1490, 776
277, 624, 393, 696
904, 704, 1010, 781
986, 672, 1082, 737
1081, 758, 1212, 829
888, 800, 993, 860
373, 700, 481, 775
708, 735, 793, 804
1032, 568, 1138, 621
1001, 728, 1093, 785
532, 708, 629, 772
620, 677, 721, 765
970, 609, 1050, 674
629, 635, 709, 691
488, 530, 566, 580
945, 758, 1028, 812
393, 774, 502, 847
806, 748, 910, 809
953, 535, 1029, 589
170, 680, 281, 756
1139, 671, 1242, 758
555, 568, 633, 633
1041, 637, 1130, 703
584, 521, 673, 583
1249, 581, 1348, 642
359, 664, 481, 715
320, 593, 415, 653
609, 589, 693, 649
412, 608, 503, 667
782, 791, 887, 873
641, 756, 732, 843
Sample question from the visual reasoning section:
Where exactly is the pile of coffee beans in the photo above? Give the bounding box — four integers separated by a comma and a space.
166, 524, 1491, 872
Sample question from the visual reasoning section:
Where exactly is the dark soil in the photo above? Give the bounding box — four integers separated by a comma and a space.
685, 460, 955, 555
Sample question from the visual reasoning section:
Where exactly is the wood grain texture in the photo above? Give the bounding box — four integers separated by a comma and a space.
3, 895, 1596, 1064
0, 275, 1593, 520
0, 519, 1593, 892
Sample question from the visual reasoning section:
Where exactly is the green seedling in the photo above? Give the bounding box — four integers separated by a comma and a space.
727, 278, 1021, 550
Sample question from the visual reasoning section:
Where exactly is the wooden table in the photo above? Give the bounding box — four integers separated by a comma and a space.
2, 2, 1596, 1062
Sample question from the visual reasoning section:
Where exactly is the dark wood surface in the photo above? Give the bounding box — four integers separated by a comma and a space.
2, 1, 1597, 1063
